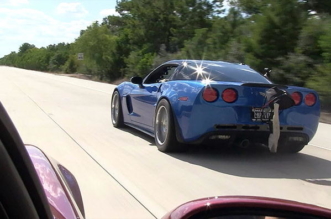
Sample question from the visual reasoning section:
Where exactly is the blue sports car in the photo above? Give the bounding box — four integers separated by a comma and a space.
111, 60, 320, 153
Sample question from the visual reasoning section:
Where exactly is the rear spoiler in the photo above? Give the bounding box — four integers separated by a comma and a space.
241, 83, 288, 89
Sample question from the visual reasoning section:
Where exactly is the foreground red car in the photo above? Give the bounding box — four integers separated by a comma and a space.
163, 196, 331, 219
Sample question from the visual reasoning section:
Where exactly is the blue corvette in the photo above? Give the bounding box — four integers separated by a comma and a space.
111, 60, 320, 153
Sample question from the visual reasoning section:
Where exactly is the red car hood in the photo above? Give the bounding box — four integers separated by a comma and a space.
163, 196, 331, 219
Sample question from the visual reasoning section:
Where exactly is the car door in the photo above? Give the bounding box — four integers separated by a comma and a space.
130, 83, 160, 132
130, 64, 178, 133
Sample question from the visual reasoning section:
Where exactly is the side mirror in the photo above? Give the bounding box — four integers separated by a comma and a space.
131, 76, 143, 84
131, 77, 144, 88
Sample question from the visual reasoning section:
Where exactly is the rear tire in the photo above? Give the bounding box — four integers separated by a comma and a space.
154, 99, 187, 152
111, 91, 124, 128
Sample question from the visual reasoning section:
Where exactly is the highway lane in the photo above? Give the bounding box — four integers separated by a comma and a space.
310, 123, 331, 150
0, 67, 154, 219
1, 66, 331, 218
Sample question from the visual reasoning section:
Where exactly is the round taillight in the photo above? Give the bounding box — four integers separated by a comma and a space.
305, 93, 316, 106
222, 88, 237, 103
291, 92, 302, 105
202, 87, 218, 102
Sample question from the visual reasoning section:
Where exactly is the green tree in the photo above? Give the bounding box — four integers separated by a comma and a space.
63, 55, 78, 73
18, 43, 36, 55
17, 47, 51, 71
0, 52, 18, 66
307, 23, 331, 107
74, 22, 120, 80
271, 53, 313, 86
125, 50, 155, 77
245, 0, 305, 74
229, 0, 270, 15
180, 8, 245, 61
48, 43, 71, 72
297, 16, 331, 62
300, 0, 331, 15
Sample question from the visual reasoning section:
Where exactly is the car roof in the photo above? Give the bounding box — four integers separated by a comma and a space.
162, 59, 271, 84
164, 60, 249, 68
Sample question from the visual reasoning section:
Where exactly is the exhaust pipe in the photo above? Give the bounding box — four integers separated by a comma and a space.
234, 139, 250, 148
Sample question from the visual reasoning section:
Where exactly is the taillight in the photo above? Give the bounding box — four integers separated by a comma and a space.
202, 87, 218, 102
222, 88, 237, 103
291, 92, 302, 105
305, 93, 316, 106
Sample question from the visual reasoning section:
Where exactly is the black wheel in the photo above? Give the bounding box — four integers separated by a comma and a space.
154, 99, 186, 152
278, 143, 305, 153
111, 90, 124, 128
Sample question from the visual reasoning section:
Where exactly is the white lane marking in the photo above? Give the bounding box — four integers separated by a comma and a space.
16, 69, 115, 95
309, 143, 331, 151
7, 76, 157, 219
44, 75, 114, 95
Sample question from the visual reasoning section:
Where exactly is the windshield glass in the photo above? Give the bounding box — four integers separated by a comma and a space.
0, 0, 330, 219
174, 62, 272, 83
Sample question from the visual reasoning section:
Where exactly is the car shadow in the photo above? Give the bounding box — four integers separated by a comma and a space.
118, 126, 155, 144
169, 145, 331, 185
119, 126, 331, 185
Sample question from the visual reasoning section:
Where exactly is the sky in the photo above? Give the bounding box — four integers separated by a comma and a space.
0, 0, 119, 58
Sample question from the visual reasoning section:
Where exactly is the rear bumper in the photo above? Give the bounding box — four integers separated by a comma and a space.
175, 105, 319, 143
181, 124, 309, 146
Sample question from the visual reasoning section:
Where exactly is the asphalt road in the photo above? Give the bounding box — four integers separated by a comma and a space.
1, 66, 331, 219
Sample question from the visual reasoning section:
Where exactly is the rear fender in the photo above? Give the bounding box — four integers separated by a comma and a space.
155, 96, 186, 143
156, 81, 204, 142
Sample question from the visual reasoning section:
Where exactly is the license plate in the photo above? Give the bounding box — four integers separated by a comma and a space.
251, 107, 273, 121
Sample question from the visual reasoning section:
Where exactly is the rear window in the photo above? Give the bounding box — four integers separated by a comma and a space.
173, 62, 272, 84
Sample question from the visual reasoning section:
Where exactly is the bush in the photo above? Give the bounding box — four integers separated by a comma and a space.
63, 55, 78, 73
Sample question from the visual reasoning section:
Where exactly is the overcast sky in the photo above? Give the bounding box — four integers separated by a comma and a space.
0, 0, 118, 58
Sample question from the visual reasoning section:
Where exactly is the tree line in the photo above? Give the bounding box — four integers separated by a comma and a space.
1, 0, 330, 108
